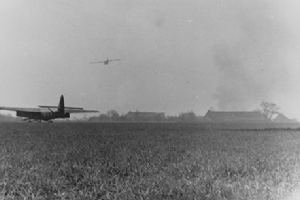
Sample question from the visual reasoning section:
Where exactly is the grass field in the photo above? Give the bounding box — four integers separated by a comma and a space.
0, 122, 300, 199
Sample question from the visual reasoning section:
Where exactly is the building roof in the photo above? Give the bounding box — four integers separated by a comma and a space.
204, 110, 270, 122
273, 113, 294, 123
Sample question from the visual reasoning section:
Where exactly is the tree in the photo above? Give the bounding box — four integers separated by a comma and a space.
178, 111, 198, 122
106, 110, 120, 121
260, 101, 279, 120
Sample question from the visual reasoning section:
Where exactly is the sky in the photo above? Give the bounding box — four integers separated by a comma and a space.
0, 0, 300, 119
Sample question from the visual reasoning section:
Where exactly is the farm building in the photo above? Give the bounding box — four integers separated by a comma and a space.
125, 111, 165, 122
273, 113, 297, 123
204, 110, 270, 123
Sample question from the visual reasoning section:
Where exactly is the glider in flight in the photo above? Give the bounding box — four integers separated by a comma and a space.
90, 58, 121, 65
0, 95, 98, 122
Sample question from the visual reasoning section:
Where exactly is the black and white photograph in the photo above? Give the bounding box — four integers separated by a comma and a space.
0, 0, 300, 199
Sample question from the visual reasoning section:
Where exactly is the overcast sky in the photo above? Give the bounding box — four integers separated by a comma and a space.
0, 0, 300, 118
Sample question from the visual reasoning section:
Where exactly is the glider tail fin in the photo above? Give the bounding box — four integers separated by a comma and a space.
58, 95, 65, 114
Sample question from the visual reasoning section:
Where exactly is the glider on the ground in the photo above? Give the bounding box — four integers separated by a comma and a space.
0, 95, 98, 122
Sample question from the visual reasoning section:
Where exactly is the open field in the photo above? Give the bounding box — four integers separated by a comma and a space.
1, 123, 300, 199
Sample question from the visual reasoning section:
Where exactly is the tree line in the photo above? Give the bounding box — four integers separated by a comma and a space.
88, 110, 203, 122
88, 101, 296, 123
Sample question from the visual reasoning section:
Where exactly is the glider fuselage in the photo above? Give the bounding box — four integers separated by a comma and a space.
16, 111, 70, 121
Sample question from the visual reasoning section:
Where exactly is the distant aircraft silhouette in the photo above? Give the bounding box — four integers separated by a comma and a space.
90, 58, 121, 65
0, 95, 98, 122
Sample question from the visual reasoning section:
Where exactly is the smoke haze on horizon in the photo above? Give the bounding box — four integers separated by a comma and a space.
0, 0, 299, 119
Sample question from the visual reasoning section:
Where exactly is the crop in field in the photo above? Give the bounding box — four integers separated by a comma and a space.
0, 122, 300, 199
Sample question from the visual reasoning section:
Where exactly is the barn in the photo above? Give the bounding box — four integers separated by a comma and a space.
204, 110, 270, 123
273, 113, 296, 123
